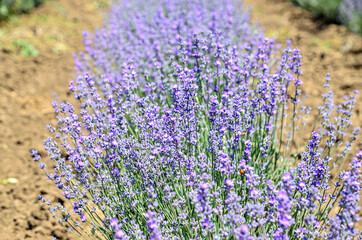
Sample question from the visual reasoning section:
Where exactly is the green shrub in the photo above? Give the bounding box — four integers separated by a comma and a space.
0, 0, 15, 18
290, 0, 362, 34
0, 0, 45, 20
12, 40, 39, 57
339, 0, 362, 33
291, 0, 343, 20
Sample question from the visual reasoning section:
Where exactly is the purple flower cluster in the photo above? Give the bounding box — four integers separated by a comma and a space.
32, 0, 362, 239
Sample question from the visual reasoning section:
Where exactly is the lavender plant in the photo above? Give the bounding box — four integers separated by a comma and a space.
290, 0, 362, 34
339, 0, 362, 33
32, 0, 362, 239
290, 0, 343, 20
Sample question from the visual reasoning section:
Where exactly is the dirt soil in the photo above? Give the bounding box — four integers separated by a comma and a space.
0, 0, 108, 239
0, 0, 361, 239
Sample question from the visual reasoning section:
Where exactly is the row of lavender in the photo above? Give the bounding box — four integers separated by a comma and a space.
32, 0, 362, 239
339, 0, 362, 33
291, 0, 362, 34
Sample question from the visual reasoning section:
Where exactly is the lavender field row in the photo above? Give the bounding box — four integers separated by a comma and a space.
32, 0, 362, 239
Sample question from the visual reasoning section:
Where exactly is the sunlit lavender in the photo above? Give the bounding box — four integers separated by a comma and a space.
32, 0, 362, 239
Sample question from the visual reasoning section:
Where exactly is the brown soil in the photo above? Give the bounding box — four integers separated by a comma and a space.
0, 0, 361, 239
0, 0, 108, 239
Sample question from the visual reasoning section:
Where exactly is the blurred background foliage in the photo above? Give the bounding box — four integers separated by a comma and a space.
0, 0, 46, 20
0, 0, 360, 34
290, 0, 362, 34
290, 0, 343, 19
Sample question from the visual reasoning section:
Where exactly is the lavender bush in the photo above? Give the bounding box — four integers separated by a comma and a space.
290, 0, 362, 34
339, 0, 362, 34
290, 0, 343, 20
32, 0, 362, 239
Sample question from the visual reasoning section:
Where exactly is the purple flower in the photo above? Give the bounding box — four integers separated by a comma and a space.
80, 214, 87, 222
237, 224, 249, 239
110, 218, 120, 230
39, 162, 46, 169
145, 211, 161, 240
327, 153, 362, 239
224, 179, 234, 190
114, 229, 126, 240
